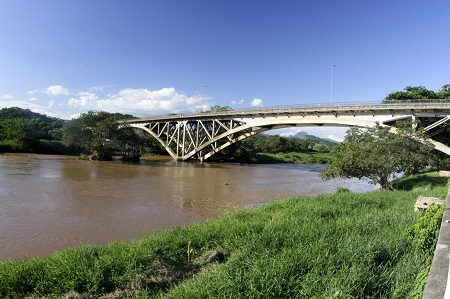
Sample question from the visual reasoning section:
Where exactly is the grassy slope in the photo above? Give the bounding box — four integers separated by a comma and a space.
0, 173, 447, 299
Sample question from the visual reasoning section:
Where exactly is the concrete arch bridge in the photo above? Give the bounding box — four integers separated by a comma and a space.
119, 101, 450, 161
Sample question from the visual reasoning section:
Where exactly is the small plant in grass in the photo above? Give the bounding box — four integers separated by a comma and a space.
335, 186, 351, 194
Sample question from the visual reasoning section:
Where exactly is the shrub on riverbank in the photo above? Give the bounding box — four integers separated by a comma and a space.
0, 173, 447, 298
0, 139, 77, 155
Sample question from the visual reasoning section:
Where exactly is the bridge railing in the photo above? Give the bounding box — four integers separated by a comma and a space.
119, 99, 450, 123
209, 99, 450, 114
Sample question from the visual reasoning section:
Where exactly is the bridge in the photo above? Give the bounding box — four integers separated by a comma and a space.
119, 100, 450, 161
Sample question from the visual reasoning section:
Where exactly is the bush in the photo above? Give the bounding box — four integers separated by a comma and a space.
404, 204, 445, 256
403, 204, 445, 297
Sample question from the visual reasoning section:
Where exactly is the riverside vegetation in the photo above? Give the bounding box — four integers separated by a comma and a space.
0, 171, 447, 298
0, 107, 335, 162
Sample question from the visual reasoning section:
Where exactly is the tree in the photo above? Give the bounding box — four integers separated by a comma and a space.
209, 137, 258, 163
436, 84, 450, 99
62, 111, 120, 160
117, 126, 166, 158
321, 123, 434, 190
383, 85, 450, 103
0, 118, 31, 150
205, 105, 233, 112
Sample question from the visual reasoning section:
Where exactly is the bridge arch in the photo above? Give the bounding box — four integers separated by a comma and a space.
119, 102, 450, 161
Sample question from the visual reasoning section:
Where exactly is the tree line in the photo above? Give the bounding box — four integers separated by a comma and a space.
0, 108, 333, 161
0, 108, 165, 158
209, 134, 335, 163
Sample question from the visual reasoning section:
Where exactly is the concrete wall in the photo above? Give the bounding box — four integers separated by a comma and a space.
422, 187, 450, 298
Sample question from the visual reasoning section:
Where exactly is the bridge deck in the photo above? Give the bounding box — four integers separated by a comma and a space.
120, 101, 450, 123
118, 101, 450, 161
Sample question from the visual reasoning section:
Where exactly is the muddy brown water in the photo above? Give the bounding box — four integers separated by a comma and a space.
0, 153, 376, 260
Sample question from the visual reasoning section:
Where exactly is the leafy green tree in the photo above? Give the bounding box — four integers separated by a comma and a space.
321, 123, 434, 190
383, 85, 450, 103
117, 126, 166, 157
0, 118, 28, 150
0, 118, 42, 151
260, 135, 287, 153
436, 84, 450, 99
383, 86, 436, 103
0, 119, 28, 142
209, 137, 258, 163
313, 143, 328, 153
205, 105, 233, 112
62, 111, 120, 160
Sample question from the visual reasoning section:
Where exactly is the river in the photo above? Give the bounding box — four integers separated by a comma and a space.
0, 153, 377, 261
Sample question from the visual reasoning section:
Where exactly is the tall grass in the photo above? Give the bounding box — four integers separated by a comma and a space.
0, 172, 447, 298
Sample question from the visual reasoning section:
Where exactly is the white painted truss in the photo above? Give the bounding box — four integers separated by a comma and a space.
120, 101, 450, 160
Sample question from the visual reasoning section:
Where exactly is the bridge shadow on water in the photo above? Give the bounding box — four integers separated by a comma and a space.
392, 173, 449, 191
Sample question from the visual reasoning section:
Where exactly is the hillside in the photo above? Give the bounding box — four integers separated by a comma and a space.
292, 131, 339, 147
0, 107, 62, 123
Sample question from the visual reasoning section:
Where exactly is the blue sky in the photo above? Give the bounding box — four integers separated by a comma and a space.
1, 0, 449, 140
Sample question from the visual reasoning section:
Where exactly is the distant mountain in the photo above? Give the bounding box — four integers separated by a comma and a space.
291, 131, 338, 147
291, 131, 308, 138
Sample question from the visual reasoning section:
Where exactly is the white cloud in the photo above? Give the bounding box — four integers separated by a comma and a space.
326, 135, 344, 143
68, 91, 99, 108
0, 93, 75, 119
67, 87, 204, 117
89, 86, 105, 92
0, 94, 14, 99
26, 89, 39, 95
232, 99, 245, 105
44, 85, 69, 96
251, 98, 263, 107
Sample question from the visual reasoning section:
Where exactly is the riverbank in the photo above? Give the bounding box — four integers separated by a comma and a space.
255, 152, 331, 164
0, 172, 447, 298
139, 152, 332, 164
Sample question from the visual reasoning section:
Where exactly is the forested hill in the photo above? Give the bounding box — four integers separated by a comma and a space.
0, 107, 69, 154
0, 107, 62, 123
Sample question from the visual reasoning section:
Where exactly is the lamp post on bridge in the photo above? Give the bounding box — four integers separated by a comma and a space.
331, 64, 336, 103
202, 85, 207, 112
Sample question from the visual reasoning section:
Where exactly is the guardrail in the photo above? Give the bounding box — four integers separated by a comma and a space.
119, 100, 450, 123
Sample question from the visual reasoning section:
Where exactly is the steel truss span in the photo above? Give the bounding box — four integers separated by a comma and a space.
119, 101, 450, 161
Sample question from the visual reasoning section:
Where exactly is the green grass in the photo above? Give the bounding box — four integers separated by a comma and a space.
0, 172, 447, 298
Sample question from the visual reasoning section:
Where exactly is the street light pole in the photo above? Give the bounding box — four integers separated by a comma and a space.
202, 85, 207, 111
331, 64, 336, 103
